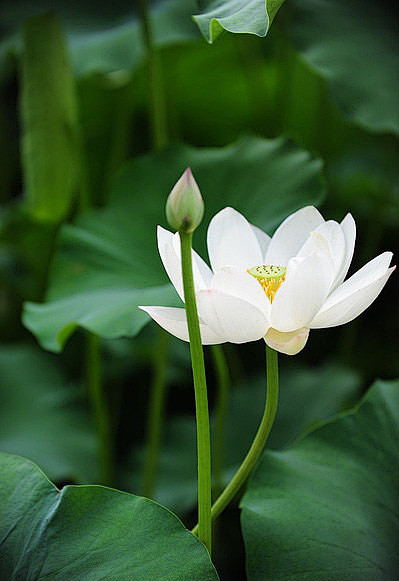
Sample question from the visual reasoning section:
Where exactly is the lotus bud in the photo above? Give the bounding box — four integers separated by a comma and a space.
166, 168, 204, 233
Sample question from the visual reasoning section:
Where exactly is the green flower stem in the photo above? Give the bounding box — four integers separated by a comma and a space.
192, 344, 279, 533
142, 328, 170, 498
211, 345, 230, 499
86, 332, 113, 485
138, 0, 167, 150
180, 231, 212, 555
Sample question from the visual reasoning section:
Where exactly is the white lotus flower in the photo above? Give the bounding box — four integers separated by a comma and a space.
139, 207, 394, 355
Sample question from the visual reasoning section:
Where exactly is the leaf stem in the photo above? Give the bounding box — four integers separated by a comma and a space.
139, 0, 171, 499
76, 65, 114, 485
142, 328, 170, 498
211, 345, 230, 499
192, 344, 278, 533
138, 0, 167, 150
180, 231, 212, 554
86, 332, 113, 484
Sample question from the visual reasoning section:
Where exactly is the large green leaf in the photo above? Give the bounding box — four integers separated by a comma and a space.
129, 361, 361, 515
1, 0, 199, 77
69, 0, 199, 77
23, 135, 325, 352
0, 453, 218, 579
288, 0, 399, 135
241, 378, 399, 580
0, 345, 97, 483
193, 0, 286, 43
20, 14, 78, 222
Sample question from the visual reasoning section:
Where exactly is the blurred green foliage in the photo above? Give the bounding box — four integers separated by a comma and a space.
0, 0, 397, 578
20, 14, 79, 222
0, 344, 97, 482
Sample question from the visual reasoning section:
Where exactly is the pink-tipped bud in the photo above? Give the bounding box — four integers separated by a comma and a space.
166, 168, 204, 233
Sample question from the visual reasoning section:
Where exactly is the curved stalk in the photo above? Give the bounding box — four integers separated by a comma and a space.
192, 345, 278, 533
211, 345, 230, 499
180, 231, 212, 554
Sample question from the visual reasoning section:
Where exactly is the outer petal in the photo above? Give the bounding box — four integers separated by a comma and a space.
330, 213, 356, 291
317, 251, 393, 307
264, 327, 309, 356
138, 306, 225, 344
265, 206, 324, 265
211, 267, 271, 319
158, 226, 212, 302
251, 224, 271, 260
158, 226, 184, 301
271, 253, 334, 332
207, 207, 263, 272
310, 253, 394, 328
196, 289, 269, 343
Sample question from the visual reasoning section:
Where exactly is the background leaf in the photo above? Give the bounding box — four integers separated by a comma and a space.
23, 135, 325, 352
241, 378, 399, 580
0, 452, 218, 580
0, 344, 97, 482
20, 14, 79, 222
0, 0, 200, 77
193, 0, 286, 43
287, 0, 399, 135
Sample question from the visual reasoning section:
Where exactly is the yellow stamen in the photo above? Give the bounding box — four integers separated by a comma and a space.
247, 264, 286, 303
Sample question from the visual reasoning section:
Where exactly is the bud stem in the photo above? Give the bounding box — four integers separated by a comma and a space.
180, 231, 212, 555
192, 344, 279, 532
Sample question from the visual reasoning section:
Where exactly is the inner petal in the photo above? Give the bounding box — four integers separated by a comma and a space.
297, 220, 345, 279
207, 207, 263, 272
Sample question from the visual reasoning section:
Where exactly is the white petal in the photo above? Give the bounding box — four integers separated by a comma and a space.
196, 289, 269, 344
319, 251, 393, 306
207, 207, 263, 273
264, 327, 309, 356
138, 306, 225, 344
310, 260, 394, 329
211, 267, 271, 319
265, 206, 324, 265
172, 232, 213, 288
251, 224, 271, 260
158, 226, 184, 301
271, 253, 334, 332
330, 213, 356, 291
297, 220, 345, 279
158, 227, 213, 303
